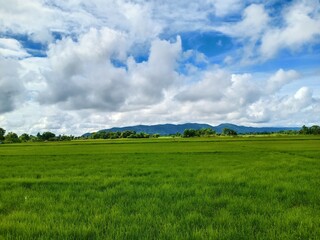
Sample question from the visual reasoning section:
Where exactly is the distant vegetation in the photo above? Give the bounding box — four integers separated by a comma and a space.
90, 130, 157, 139
86, 123, 301, 136
0, 124, 319, 144
299, 125, 320, 135
0, 128, 74, 144
182, 128, 216, 137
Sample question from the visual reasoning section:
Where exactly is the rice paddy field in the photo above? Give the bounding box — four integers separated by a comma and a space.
0, 136, 319, 239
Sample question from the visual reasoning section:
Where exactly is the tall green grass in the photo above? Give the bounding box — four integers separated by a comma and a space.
0, 136, 319, 239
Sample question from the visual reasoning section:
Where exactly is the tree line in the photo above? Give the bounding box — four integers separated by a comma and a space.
0, 128, 74, 143
89, 130, 159, 139
0, 125, 319, 144
299, 125, 320, 135
182, 128, 238, 137
0, 127, 236, 142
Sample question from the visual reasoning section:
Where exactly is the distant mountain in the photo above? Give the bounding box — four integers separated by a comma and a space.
82, 123, 300, 137
103, 123, 213, 135
214, 123, 300, 134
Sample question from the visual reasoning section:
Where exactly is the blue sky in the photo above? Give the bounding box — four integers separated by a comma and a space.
0, 0, 319, 135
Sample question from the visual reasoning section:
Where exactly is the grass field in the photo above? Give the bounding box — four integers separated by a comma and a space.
0, 136, 319, 239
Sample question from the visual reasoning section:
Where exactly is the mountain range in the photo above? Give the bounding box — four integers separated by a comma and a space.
82, 123, 300, 137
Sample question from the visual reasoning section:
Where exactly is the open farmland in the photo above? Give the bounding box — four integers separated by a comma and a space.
0, 136, 320, 239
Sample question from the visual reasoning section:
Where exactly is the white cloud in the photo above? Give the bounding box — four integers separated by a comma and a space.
126, 36, 182, 107
174, 68, 318, 126
176, 70, 261, 107
213, 4, 270, 64
213, 1, 320, 63
260, 0, 320, 59
1, 64, 318, 134
266, 69, 300, 93
292, 87, 313, 109
0, 0, 59, 43
0, 38, 30, 58
255, 87, 320, 125
217, 4, 269, 39
0, 57, 25, 113
246, 86, 318, 125
0, 0, 247, 47
118, 1, 162, 41
38, 27, 129, 109
38, 28, 182, 111
227, 73, 261, 105
175, 69, 230, 102
209, 0, 243, 17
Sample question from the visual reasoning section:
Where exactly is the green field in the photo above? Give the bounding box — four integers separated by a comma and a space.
0, 136, 320, 239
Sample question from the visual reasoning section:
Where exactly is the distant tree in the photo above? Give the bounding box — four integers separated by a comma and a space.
5, 132, 20, 143
174, 132, 182, 137
109, 132, 120, 139
57, 135, 74, 141
0, 127, 6, 141
183, 129, 197, 138
299, 125, 310, 134
19, 133, 30, 142
279, 130, 298, 135
310, 125, 320, 135
121, 130, 136, 138
222, 128, 237, 136
299, 125, 320, 135
104, 132, 112, 139
42, 132, 56, 141
199, 128, 216, 136
183, 128, 216, 138
97, 131, 107, 139
36, 132, 43, 141
90, 132, 100, 139
29, 135, 38, 142
138, 132, 149, 138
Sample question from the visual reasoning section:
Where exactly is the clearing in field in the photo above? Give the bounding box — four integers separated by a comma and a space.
0, 136, 319, 239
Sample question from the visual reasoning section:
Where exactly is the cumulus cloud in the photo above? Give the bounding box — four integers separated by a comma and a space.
266, 69, 300, 93
38, 27, 129, 109
0, 0, 249, 47
260, 0, 320, 59
176, 70, 261, 108
247, 86, 318, 124
175, 70, 230, 102
0, 0, 59, 43
209, 0, 243, 17
117, 1, 162, 40
214, 4, 269, 63
146, 0, 245, 33
0, 57, 25, 113
217, 4, 269, 39
126, 36, 182, 107
214, 0, 320, 62
38, 28, 182, 111
291, 87, 313, 110
0, 38, 30, 58
0, 0, 207, 45
0, 102, 86, 135
0, 0, 318, 62
174, 68, 318, 125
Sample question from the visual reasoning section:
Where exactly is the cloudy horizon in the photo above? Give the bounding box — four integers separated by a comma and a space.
0, 0, 319, 135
